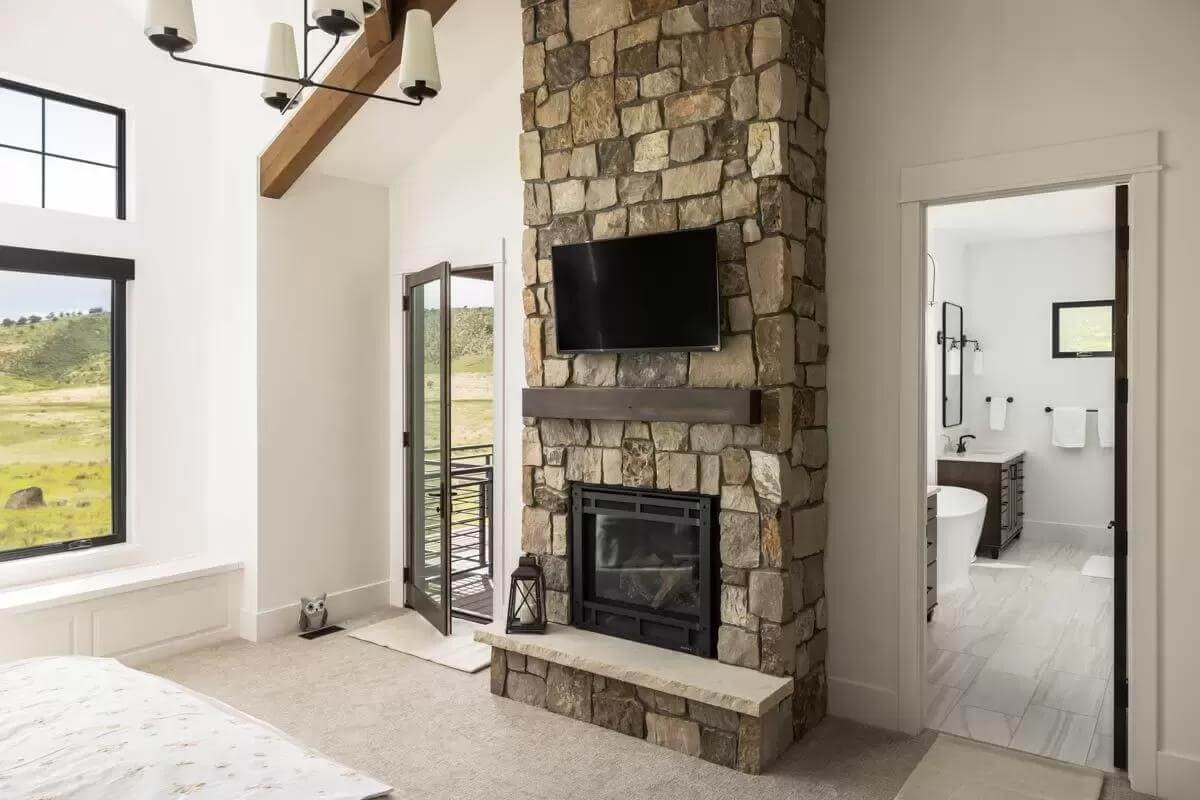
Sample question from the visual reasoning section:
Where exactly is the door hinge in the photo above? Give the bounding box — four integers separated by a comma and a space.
402, 295, 410, 312
1117, 224, 1130, 252
1117, 377, 1129, 405
402, 431, 411, 448
403, 566, 412, 583
1116, 677, 1130, 709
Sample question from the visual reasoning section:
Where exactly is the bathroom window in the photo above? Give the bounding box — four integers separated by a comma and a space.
1052, 300, 1114, 358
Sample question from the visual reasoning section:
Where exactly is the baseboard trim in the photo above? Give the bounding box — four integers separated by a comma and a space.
254, 580, 390, 642
827, 675, 900, 731
1158, 750, 1200, 800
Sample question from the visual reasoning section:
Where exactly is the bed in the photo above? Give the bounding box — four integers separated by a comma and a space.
0, 656, 391, 799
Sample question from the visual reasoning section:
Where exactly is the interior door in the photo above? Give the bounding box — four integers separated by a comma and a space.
404, 262, 451, 635
1112, 185, 1130, 769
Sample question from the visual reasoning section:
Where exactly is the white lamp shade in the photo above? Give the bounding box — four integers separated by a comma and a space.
398, 10, 441, 98
145, 0, 197, 50
261, 23, 301, 108
311, 0, 363, 34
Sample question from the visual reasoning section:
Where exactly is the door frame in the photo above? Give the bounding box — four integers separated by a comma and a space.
896, 132, 1161, 793
403, 261, 452, 635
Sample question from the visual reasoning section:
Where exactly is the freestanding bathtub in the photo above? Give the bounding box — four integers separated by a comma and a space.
935, 486, 988, 592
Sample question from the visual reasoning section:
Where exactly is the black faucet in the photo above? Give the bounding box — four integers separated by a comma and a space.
956, 434, 976, 454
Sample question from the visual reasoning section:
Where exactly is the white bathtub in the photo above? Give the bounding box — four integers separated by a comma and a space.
934, 486, 988, 592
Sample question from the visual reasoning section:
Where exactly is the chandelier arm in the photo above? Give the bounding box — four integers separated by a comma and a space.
304, 79, 425, 106
306, 33, 343, 82
168, 51, 301, 85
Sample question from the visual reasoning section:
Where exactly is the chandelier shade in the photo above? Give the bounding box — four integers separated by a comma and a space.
398, 10, 441, 100
361, 1, 381, 17
311, 1, 364, 37
144, 0, 198, 53
261, 23, 302, 112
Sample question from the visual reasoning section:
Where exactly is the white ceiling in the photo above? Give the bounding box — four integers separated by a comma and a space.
312, 0, 519, 185
928, 185, 1115, 245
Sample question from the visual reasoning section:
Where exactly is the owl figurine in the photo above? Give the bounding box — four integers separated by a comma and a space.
299, 594, 328, 631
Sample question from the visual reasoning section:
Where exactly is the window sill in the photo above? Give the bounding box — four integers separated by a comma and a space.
0, 555, 242, 616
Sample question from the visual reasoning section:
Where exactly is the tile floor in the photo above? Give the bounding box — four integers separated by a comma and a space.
925, 537, 1115, 769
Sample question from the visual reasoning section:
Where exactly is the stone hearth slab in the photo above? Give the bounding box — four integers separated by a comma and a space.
474, 623, 792, 717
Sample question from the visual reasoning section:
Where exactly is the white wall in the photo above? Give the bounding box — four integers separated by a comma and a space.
961, 232, 1115, 546
0, 0, 284, 593
379, 0, 523, 618
255, 172, 391, 636
925, 228, 969, 484
826, 0, 1200, 794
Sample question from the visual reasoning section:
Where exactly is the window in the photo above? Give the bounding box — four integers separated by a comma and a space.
0, 79, 126, 220
1052, 300, 1115, 358
0, 246, 131, 563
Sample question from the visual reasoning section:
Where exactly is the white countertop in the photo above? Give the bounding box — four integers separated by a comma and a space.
938, 448, 1025, 464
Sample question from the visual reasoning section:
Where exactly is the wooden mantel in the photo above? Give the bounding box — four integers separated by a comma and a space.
258, 0, 457, 199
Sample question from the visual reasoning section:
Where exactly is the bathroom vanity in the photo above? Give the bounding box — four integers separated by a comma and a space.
937, 449, 1025, 559
926, 489, 938, 621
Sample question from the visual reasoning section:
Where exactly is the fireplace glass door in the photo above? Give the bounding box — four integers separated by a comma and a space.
572, 485, 718, 657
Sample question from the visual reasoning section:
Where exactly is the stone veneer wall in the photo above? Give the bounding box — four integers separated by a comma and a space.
518, 0, 830, 747
490, 648, 792, 772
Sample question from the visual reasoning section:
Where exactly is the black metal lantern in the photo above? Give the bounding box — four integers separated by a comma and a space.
506, 555, 547, 634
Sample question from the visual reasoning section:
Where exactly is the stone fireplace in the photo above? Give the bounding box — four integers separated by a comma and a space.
484, 0, 829, 773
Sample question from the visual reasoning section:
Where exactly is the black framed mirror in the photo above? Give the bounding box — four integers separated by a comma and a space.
942, 301, 963, 427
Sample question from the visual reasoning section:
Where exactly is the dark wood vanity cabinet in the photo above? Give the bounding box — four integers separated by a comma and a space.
927, 492, 938, 621
937, 454, 1025, 559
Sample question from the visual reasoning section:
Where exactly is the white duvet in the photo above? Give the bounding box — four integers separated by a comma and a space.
0, 656, 391, 799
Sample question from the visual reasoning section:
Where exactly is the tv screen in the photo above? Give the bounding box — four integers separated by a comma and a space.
551, 228, 720, 354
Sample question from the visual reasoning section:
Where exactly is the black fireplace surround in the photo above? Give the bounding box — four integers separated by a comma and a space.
571, 484, 719, 657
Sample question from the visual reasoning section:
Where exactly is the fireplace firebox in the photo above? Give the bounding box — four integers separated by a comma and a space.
571, 484, 719, 657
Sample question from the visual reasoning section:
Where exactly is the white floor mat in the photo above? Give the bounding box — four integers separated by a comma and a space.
896, 736, 1102, 800
348, 611, 491, 673
1082, 555, 1115, 579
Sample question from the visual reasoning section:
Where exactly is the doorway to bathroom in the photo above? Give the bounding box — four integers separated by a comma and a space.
920, 185, 1128, 770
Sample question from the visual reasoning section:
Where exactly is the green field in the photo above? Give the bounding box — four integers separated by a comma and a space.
0, 312, 112, 554
421, 307, 494, 449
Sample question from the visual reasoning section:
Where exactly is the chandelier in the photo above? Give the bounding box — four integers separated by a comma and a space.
144, 1, 441, 113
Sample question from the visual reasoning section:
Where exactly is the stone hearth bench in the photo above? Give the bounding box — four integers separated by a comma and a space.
474, 623, 793, 773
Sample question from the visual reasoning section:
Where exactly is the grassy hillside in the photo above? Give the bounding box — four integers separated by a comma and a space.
0, 312, 112, 553
417, 307, 494, 449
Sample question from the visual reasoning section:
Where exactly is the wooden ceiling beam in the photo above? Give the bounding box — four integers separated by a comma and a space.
259, 0, 456, 199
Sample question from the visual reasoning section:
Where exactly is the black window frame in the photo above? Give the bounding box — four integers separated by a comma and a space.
0, 78, 127, 221
0, 245, 133, 564
1052, 299, 1116, 359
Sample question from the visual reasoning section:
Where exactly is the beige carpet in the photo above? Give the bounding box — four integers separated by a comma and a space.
348, 610, 490, 673
897, 735, 1103, 800
140, 611, 1153, 800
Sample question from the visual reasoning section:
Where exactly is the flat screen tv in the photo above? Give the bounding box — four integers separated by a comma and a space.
551, 227, 720, 354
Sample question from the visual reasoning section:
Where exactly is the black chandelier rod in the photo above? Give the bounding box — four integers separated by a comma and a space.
166, 0, 423, 112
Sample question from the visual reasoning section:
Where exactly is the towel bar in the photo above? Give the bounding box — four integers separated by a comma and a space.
1044, 407, 1099, 413
985, 396, 1013, 404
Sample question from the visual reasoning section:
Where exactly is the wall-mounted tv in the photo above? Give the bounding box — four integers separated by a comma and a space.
551, 227, 720, 354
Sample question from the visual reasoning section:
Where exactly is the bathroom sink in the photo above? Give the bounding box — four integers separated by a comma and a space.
940, 448, 1024, 463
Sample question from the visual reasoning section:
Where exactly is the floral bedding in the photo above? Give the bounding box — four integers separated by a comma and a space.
0, 656, 391, 799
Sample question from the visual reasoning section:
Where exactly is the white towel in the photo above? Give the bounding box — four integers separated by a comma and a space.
1052, 407, 1087, 448
989, 397, 1007, 431
973, 350, 985, 376
948, 348, 961, 376
1098, 407, 1116, 448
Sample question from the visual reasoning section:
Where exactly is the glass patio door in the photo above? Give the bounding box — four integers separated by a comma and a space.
404, 262, 451, 634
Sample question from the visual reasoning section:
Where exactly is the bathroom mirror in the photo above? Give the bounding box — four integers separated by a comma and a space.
942, 302, 963, 427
